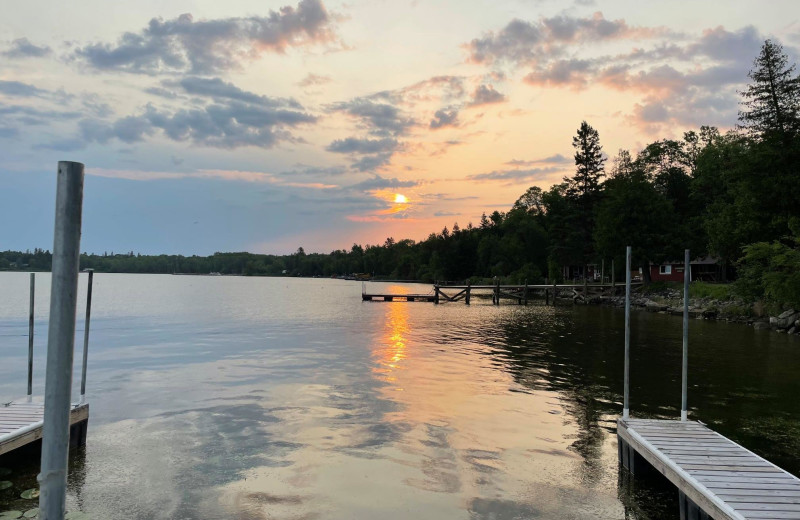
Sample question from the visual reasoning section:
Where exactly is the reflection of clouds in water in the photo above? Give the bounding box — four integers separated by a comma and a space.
468, 497, 539, 519
71, 401, 306, 519
52, 279, 643, 519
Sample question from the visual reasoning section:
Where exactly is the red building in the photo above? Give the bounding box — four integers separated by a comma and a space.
649, 257, 720, 282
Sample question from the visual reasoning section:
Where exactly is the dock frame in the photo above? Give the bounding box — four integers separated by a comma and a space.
617, 247, 800, 519
0, 400, 89, 457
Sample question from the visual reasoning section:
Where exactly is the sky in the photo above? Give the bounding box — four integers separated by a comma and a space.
1, 0, 799, 255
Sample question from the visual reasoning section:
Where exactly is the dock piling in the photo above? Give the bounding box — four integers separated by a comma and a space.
583, 267, 588, 302
39, 161, 84, 520
681, 249, 689, 421
523, 279, 528, 306
465, 280, 471, 305
601, 259, 605, 284
80, 270, 93, 402
611, 259, 615, 294
434, 284, 440, 305
623, 245, 631, 420
28, 273, 35, 398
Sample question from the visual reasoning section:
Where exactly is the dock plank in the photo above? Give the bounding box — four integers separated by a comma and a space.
0, 400, 89, 456
618, 418, 800, 520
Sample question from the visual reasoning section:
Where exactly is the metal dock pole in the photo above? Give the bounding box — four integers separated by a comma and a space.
623, 246, 631, 420
80, 270, 94, 402
38, 161, 84, 520
681, 249, 689, 421
28, 273, 35, 398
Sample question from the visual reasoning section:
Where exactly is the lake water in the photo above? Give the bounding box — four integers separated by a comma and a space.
1, 273, 799, 519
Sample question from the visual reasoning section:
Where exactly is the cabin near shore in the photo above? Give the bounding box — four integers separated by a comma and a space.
649, 256, 720, 282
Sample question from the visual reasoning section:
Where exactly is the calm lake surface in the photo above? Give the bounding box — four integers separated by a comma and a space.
1, 273, 799, 519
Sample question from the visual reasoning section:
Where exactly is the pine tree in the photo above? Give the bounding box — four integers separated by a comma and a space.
739, 39, 800, 142
561, 121, 605, 264
567, 121, 605, 199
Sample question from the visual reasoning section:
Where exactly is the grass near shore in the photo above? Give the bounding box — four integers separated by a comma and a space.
641, 281, 734, 300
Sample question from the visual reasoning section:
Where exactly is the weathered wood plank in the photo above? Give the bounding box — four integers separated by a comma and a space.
619, 418, 800, 520
0, 401, 89, 457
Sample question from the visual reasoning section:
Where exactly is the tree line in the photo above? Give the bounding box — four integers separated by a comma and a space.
3, 40, 800, 303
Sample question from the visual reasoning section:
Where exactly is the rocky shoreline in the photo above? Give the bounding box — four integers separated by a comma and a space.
584, 288, 800, 335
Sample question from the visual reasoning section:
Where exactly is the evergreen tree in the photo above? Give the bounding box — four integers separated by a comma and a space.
564, 121, 605, 265
567, 121, 606, 199
739, 39, 800, 142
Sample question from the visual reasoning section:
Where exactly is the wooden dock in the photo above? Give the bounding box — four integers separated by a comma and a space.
0, 400, 89, 457
361, 292, 437, 302
618, 418, 800, 519
361, 281, 640, 304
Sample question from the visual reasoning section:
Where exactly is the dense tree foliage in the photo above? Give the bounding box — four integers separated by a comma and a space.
4, 40, 800, 302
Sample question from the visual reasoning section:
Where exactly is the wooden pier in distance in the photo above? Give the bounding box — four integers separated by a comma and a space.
619, 418, 800, 519
0, 400, 89, 457
361, 292, 437, 302
362, 281, 639, 304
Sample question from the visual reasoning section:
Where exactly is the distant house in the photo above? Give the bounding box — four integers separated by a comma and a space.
561, 264, 611, 282
562, 264, 601, 282
649, 256, 720, 282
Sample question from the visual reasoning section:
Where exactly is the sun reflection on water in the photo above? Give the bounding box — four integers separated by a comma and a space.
372, 296, 409, 385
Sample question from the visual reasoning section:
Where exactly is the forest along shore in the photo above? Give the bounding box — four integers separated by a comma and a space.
590, 287, 800, 335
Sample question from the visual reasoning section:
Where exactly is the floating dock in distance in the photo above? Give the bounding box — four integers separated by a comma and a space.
618, 418, 800, 520
0, 400, 89, 457
362, 293, 437, 302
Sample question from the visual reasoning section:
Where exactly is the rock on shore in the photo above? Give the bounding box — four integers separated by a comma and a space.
594, 289, 798, 335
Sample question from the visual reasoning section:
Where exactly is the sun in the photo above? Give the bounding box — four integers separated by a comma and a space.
394, 193, 409, 204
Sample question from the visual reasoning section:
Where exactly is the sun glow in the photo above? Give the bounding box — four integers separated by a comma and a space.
393, 193, 409, 204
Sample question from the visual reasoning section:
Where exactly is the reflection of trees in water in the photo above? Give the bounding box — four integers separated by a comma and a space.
488, 308, 623, 487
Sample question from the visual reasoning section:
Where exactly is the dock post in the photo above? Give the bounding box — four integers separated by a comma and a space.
583, 267, 588, 303
465, 280, 471, 305
623, 246, 631, 420
681, 249, 689, 421
552, 280, 557, 306
494, 278, 500, 305
39, 161, 84, 520
28, 273, 35, 398
80, 270, 93, 402
523, 279, 528, 306
434, 284, 440, 305
611, 259, 615, 294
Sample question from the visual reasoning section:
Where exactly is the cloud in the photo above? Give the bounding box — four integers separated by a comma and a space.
73, 0, 340, 74
75, 96, 316, 149
331, 99, 414, 137
468, 85, 506, 106
429, 108, 459, 129
0, 80, 48, 98
280, 164, 348, 177
350, 175, 418, 191
2, 38, 52, 58
297, 73, 332, 87
468, 166, 563, 182
326, 137, 398, 154
689, 25, 763, 62
350, 153, 394, 172
505, 154, 570, 166
466, 12, 665, 67
523, 59, 594, 88
144, 86, 181, 99
172, 77, 302, 108
466, 14, 765, 131
0, 104, 82, 126
0, 127, 19, 139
